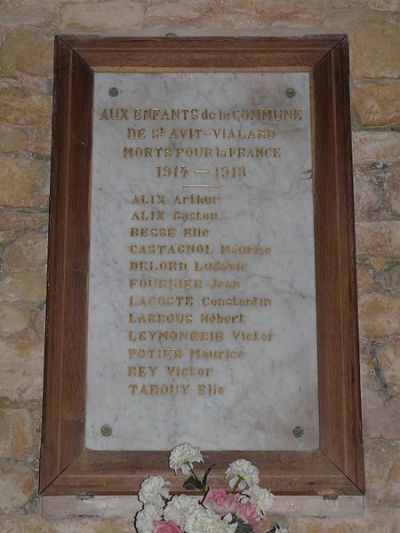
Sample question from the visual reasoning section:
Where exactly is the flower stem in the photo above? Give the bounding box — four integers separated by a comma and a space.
188, 464, 200, 482
231, 476, 243, 493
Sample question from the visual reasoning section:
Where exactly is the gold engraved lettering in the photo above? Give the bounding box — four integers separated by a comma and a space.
130, 243, 213, 255
211, 128, 275, 140
232, 330, 275, 342
123, 147, 172, 158
209, 279, 240, 289
130, 194, 165, 205
127, 128, 146, 139
129, 313, 193, 324
220, 244, 271, 255
129, 348, 183, 360
133, 108, 199, 121
173, 211, 218, 223
194, 261, 247, 272
127, 366, 158, 377
128, 330, 223, 342
229, 108, 302, 121
190, 349, 244, 360
201, 312, 245, 324
129, 295, 193, 307
130, 227, 176, 238
197, 384, 224, 395
166, 366, 213, 378
129, 261, 188, 272
201, 295, 271, 307
130, 278, 202, 289
129, 107, 301, 122
129, 383, 191, 395
131, 210, 165, 221
169, 128, 203, 140
173, 194, 220, 205
183, 227, 209, 238
100, 108, 128, 120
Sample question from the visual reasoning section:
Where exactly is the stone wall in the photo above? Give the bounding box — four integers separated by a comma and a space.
0, 1, 399, 531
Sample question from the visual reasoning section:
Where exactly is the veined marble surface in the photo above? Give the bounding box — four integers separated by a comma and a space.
85, 72, 319, 451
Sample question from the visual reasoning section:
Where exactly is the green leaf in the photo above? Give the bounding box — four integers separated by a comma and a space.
202, 464, 216, 486
183, 476, 203, 491
234, 518, 254, 533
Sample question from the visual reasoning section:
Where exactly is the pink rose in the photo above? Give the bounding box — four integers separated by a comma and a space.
204, 489, 240, 515
236, 501, 260, 531
153, 520, 182, 533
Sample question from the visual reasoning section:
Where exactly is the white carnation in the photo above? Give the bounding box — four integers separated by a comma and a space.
243, 485, 275, 514
169, 443, 204, 475
138, 475, 170, 508
185, 507, 236, 533
135, 504, 161, 533
163, 494, 200, 528
225, 459, 259, 490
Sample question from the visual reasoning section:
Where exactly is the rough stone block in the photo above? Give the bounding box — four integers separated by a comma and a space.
2, 30, 53, 77
32, 125, 52, 156
0, 0, 60, 27
366, 439, 400, 502
287, 506, 399, 532
375, 337, 400, 397
0, 80, 52, 126
0, 303, 31, 335
0, 125, 31, 153
0, 408, 32, 458
0, 210, 48, 233
61, 1, 145, 30
0, 461, 36, 512
0, 270, 46, 304
367, 0, 400, 11
384, 171, 400, 217
352, 81, 400, 127
226, 0, 330, 25
356, 221, 400, 258
356, 261, 379, 293
0, 154, 49, 209
353, 167, 383, 220
0, 335, 44, 401
353, 131, 400, 166
358, 293, 400, 338
324, 8, 400, 79
362, 381, 400, 439
2, 231, 48, 271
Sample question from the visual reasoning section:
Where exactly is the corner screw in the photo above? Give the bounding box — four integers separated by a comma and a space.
371, 161, 388, 170
285, 87, 296, 99
109, 87, 119, 98
293, 426, 304, 438
101, 424, 112, 437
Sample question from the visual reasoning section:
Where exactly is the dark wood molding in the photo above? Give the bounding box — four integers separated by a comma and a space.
40, 35, 364, 496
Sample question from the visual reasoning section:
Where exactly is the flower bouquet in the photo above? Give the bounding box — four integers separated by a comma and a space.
135, 443, 288, 533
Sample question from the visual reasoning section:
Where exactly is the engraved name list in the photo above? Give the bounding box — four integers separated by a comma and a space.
85, 72, 319, 451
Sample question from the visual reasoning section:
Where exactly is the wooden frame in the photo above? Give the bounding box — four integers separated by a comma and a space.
40, 35, 364, 496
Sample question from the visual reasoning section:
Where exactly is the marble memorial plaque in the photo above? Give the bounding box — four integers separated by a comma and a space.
85, 72, 319, 451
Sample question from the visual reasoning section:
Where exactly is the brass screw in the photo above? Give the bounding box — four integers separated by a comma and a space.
109, 87, 119, 97
293, 426, 304, 438
285, 87, 296, 98
101, 424, 112, 437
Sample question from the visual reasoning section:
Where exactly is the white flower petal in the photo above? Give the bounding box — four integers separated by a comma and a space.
138, 475, 170, 508
244, 485, 275, 514
164, 494, 200, 529
135, 504, 161, 533
225, 459, 260, 490
169, 443, 204, 474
